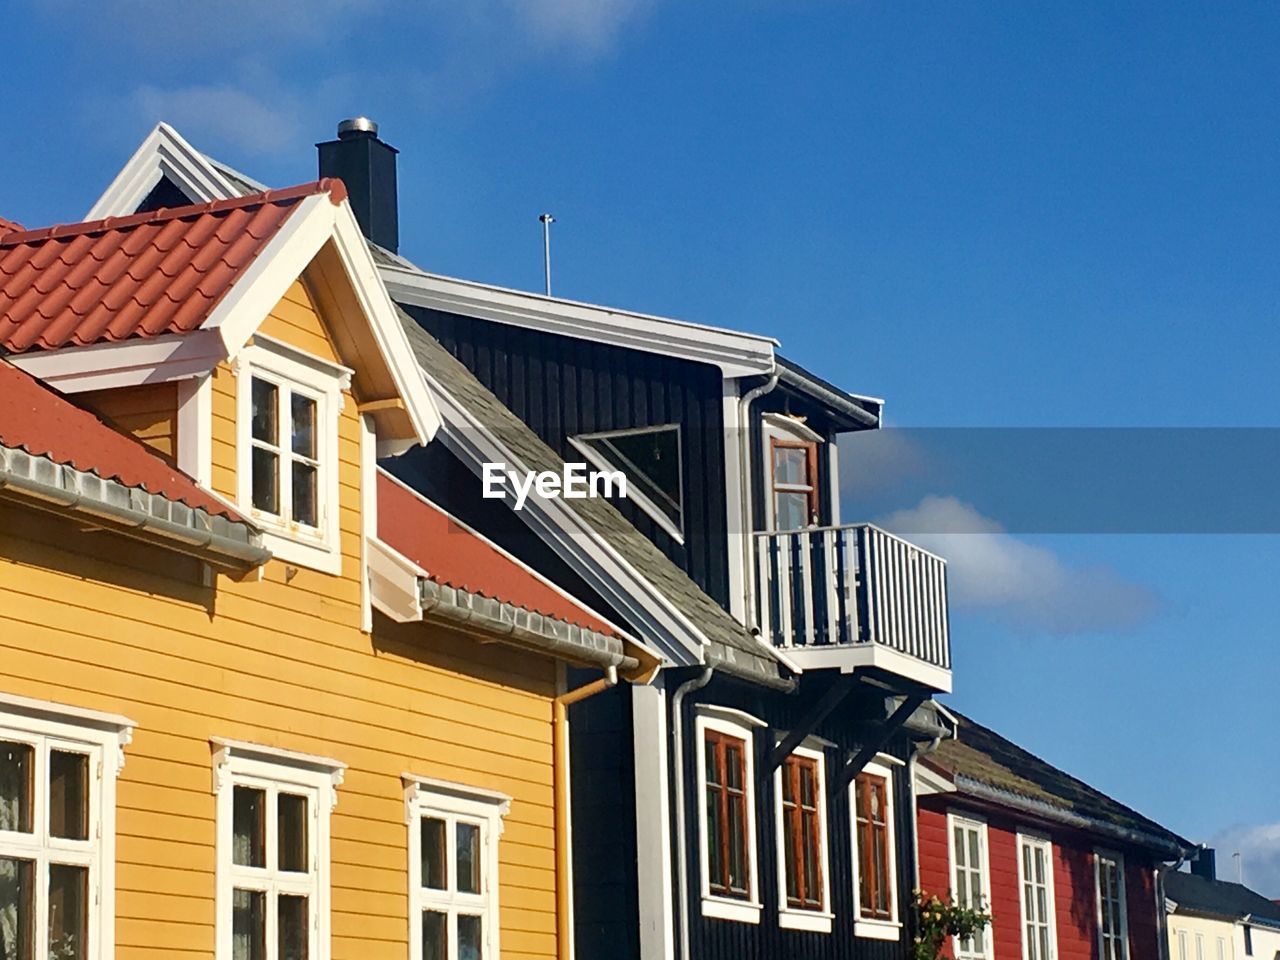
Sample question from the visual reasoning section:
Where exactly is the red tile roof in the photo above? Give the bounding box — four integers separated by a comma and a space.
0, 216, 24, 238
377, 472, 617, 635
0, 181, 347, 354
0, 360, 248, 523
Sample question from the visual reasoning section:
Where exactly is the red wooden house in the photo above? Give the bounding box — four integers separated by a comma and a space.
914, 711, 1191, 960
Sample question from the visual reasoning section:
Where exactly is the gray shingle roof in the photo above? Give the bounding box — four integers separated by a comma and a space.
1165, 869, 1280, 926
396, 309, 786, 687
930, 711, 1190, 855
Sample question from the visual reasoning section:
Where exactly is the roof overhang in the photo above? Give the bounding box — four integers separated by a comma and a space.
368, 535, 656, 677
384, 265, 778, 378
0, 443, 269, 572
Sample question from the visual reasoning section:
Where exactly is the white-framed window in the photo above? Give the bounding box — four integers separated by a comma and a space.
1196, 932, 1205, 960
1178, 929, 1188, 960
948, 813, 991, 959
772, 742, 832, 933
234, 338, 350, 575
1217, 935, 1227, 960
404, 776, 510, 960
568, 424, 684, 542
761, 414, 826, 532
694, 706, 764, 924
0, 693, 134, 960
1017, 831, 1057, 960
851, 756, 901, 941
211, 738, 346, 960
1094, 849, 1129, 960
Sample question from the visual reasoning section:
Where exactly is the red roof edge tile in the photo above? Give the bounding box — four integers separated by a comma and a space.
376, 472, 618, 636
0, 180, 346, 248
0, 215, 24, 238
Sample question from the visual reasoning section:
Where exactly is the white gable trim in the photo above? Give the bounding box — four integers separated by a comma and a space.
382, 265, 778, 379
86, 122, 240, 219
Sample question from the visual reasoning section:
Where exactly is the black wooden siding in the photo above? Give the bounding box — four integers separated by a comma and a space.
675, 674, 916, 960
403, 305, 732, 609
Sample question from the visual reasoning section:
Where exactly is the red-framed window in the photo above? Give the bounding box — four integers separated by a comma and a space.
770, 438, 820, 530
704, 731, 751, 899
854, 771, 893, 920
780, 754, 823, 910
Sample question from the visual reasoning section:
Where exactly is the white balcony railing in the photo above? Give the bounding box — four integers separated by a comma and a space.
754, 524, 951, 686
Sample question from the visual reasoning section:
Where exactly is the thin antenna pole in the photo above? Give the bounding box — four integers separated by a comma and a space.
1234, 851, 1243, 883
539, 213, 555, 296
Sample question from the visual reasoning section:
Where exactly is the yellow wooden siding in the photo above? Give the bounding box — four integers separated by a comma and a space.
79, 382, 179, 464
0, 275, 560, 958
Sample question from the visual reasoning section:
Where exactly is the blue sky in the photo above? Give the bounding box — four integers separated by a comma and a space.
5, 0, 1280, 890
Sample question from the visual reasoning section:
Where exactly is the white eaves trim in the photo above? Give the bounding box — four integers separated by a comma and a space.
383, 265, 779, 379
368, 535, 427, 624
86, 122, 240, 219
423, 369, 705, 668
7, 330, 226, 393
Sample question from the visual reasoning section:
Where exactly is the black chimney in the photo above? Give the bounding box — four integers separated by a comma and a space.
317, 118, 399, 253
1192, 847, 1216, 881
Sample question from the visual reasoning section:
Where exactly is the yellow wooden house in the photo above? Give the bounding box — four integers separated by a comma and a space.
0, 182, 651, 960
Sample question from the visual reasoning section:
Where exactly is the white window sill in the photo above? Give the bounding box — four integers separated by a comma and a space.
855, 918, 902, 941
701, 896, 762, 924
259, 527, 342, 575
779, 907, 834, 933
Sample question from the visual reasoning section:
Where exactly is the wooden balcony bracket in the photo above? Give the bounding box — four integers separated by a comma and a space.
831, 693, 926, 794
765, 674, 857, 773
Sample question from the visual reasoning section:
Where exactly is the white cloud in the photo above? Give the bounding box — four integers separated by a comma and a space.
506, 0, 657, 55
1208, 824, 1280, 897
127, 85, 303, 157
876, 495, 1159, 635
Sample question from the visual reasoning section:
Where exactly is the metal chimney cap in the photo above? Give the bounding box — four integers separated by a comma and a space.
337, 117, 378, 139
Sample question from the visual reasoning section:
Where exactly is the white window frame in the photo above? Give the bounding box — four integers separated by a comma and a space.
694, 706, 764, 924
850, 756, 901, 941
1094, 848, 1130, 960
567, 424, 685, 544
1016, 830, 1058, 960
947, 812, 992, 960
403, 775, 510, 960
761, 413, 825, 531
772, 741, 832, 933
234, 338, 350, 575
0, 694, 134, 960
211, 738, 346, 960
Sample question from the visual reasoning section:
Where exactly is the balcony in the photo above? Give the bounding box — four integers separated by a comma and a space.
754, 523, 952, 692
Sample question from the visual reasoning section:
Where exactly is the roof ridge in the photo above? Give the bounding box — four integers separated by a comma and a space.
1, 179, 347, 248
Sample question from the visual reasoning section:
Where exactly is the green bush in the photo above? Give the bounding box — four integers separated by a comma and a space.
912, 890, 993, 960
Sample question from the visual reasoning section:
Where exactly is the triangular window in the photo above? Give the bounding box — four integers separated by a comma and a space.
570, 425, 684, 540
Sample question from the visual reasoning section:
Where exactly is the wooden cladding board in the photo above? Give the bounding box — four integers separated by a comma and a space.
79, 381, 179, 465
0, 274, 561, 958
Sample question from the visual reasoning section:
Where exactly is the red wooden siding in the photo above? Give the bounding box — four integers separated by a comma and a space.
917, 797, 1162, 959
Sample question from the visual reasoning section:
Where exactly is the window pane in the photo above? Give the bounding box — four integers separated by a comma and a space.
725, 743, 743, 791
705, 787, 723, 890
421, 817, 446, 890
0, 742, 32, 833
421, 911, 446, 960
251, 379, 278, 444
704, 740, 721, 787
291, 394, 317, 459
233, 889, 265, 960
0, 857, 33, 960
278, 793, 308, 873
48, 864, 87, 960
457, 822, 481, 895
278, 894, 308, 960
775, 492, 810, 531
727, 794, 747, 893
773, 446, 810, 486
49, 751, 89, 841
233, 787, 265, 868
459, 914, 483, 960
251, 448, 279, 514
292, 462, 318, 527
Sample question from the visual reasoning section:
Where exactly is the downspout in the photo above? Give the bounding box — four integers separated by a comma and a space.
738, 373, 778, 626
555, 665, 618, 960
1156, 848, 1191, 960
672, 667, 714, 960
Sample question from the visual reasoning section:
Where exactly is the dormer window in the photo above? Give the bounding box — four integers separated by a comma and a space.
235, 338, 350, 575
771, 440, 818, 530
